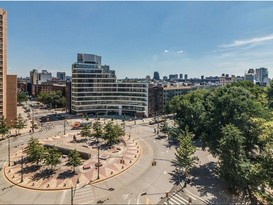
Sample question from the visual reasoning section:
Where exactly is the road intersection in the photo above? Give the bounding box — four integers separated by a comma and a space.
0, 102, 238, 204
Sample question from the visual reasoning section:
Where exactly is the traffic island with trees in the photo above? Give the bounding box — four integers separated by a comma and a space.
3, 118, 141, 190
166, 80, 273, 204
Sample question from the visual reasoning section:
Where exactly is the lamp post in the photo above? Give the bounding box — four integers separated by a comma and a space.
71, 186, 74, 205
21, 156, 24, 183
8, 135, 10, 166
64, 119, 67, 135
97, 136, 100, 180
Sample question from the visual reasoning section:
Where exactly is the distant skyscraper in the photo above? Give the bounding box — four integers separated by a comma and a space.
201, 75, 204, 80
153, 71, 160, 80
57, 72, 66, 80
163, 76, 168, 81
255, 67, 268, 83
184, 74, 188, 80
169, 74, 178, 80
179, 74, 183, 79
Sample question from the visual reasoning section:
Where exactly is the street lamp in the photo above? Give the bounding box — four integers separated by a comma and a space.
97, 136, 100, 180
64, 119, 67, 135
8, 135, 10, 167
21, 156, 24, 183
71, 186, 74, 205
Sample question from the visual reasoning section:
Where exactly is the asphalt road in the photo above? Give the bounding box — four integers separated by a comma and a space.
0, 105, 200, 205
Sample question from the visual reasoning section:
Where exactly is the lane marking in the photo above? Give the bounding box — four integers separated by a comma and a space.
136, 193, 141, 204
185, 192, 196, 200
172, 194, 188, 203
127, 198, 131, 205
59, 190, 68, 204
122, 194, 129, 200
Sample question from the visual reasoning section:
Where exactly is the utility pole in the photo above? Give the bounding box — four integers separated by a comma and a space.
21, 156, 24, 183
97, 137, 100, 180
8, 136, 10, 166
64, 119, 66, 135
71, 186, 74, 205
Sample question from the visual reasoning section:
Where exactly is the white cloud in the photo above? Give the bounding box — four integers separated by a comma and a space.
164, 50, 169, 53
220, 34, 273, 48
176, 50, 184, 54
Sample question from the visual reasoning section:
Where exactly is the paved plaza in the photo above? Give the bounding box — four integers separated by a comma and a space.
3, 130, 142, 191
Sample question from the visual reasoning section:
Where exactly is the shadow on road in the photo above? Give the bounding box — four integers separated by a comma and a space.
190, 162, 247, 204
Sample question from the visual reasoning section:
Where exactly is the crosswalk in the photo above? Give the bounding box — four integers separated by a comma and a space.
164, 192, 196, 205
73, 184, 95, 205
39, 124, 63, 132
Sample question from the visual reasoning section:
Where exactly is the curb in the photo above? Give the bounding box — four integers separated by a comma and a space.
2, 139, 142, 191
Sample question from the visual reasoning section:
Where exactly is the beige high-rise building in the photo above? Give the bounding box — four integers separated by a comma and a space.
0, 8, 17, 126
0, 8, 7, 117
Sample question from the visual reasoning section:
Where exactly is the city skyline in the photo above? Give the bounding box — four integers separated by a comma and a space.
1, 2, 273, 78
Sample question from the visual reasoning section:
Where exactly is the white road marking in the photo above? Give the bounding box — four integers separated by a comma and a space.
170, 195, 186, 205
122, 194, 129, 200
186, 192, 197, 200
172, 194, 188, 203
163, 171, 167, 175
127, 198, 131, 205
136, 193, 141, 204
59, 190, 68, 204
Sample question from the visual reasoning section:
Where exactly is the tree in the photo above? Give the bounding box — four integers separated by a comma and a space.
37, 91, 66, 108
160, 120, 169, 136
24, 137, 45, 165
175, 128, 199, 175
43, 146, 61, 171
218, 124, 251, 192
13, 113, 27, 135
92, 120, 104, 139
203, 85, 268, 156
17, 92, 28, 105
0, 116, 9, 140
67, 149, 82, 173
104, 121, 120, 145
173, 89, 208, 138
80, 124, 91, 140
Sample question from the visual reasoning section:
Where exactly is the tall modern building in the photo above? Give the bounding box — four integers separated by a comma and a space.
255, 67, 268, 83
71, 53, 148, 117
0, 8, 17, 125
153, 71, 160, 81
57, 72, 66, 80
0, 9, 7, 117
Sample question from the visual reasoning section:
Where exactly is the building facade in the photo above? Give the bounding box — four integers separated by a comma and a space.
255, 67, 268, 84
148, 84, 164, 117
153, 71, 160, 81
163, 86, 192, 107
6, 75, 17, 126
71, 53, 148, 117
57, 72, 66, 81
0, 9, 17, 125
0, 9, 7, 117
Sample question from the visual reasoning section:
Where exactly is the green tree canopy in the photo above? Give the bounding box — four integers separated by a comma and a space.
67, 149, 82, 172
13, 113, 27, 135
17, 92, 28, 105
175, 128, 199, 175
0, 116, 9, 139
37, 91, 66, 108
43, 146, 61, 170
24, 137, 45, 165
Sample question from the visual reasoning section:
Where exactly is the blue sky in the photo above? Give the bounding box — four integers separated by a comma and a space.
1, 1, 273, 79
